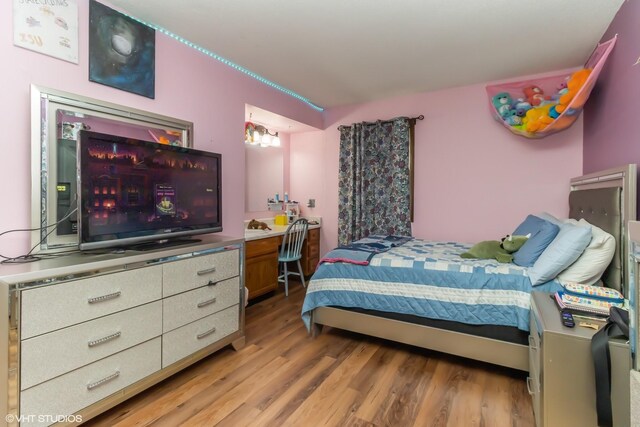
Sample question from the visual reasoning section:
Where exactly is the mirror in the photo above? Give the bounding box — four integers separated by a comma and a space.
31, 85, 194, 251
244, 103, 320, 215
245, 143, 283, 212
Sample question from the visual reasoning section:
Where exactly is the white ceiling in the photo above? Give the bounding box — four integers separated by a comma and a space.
109, 0, 624, 109
245, 104, 319, 134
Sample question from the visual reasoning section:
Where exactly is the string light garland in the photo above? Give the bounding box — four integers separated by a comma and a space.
120, 12, 324, 112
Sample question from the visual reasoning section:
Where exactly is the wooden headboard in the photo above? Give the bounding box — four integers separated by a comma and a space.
569, 164, 637, 294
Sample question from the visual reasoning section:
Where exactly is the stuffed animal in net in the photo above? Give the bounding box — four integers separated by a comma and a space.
504, 110, 522, 126
460, 234, 531, 263
523, 104, 555, 132
513, 99, 532, 117
247, 219, 272, 230
491, 92, 513, 118
554, 68, 592, 114
523, 86, 549, 107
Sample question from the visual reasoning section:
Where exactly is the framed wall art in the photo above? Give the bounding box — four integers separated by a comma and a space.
89, 0, 155, 98
13, 0, 79, 63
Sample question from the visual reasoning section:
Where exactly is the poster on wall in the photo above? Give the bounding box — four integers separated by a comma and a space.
13, 0, 79, 63
89, 0, 155, 99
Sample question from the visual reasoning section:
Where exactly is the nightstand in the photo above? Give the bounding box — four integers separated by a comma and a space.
528, 292, 630, 427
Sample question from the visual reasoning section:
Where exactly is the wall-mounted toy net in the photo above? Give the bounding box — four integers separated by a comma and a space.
486, 36, 616, 139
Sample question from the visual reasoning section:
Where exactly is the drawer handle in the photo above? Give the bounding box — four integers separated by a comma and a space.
87, 370, 120, 391
88, 291, 121, 304
197, 267, 217, 276
528, 335, 538, 350
88, 331, 121, 348
196, 327, 217, 340
197, 297, 217, 308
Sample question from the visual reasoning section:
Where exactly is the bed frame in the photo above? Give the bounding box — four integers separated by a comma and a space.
309, 164, 637, 371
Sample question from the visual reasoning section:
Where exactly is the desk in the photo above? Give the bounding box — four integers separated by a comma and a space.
244, 224, 320, 300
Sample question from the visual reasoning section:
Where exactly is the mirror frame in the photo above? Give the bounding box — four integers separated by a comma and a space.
629, 220, 640, 370
30, 84, 194, 251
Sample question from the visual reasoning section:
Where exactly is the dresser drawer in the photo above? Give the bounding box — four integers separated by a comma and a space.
307, 243, 319, 258
246, 237, 280, 258
162, 305, 239, 367
163, 250, 239, 297
20, 338, 161, 427
529, 310, 542, 375
21, 301, 162, 390
163, 277, 240, 332
307, 245, 320, 258
308, 228, 320, 242
21, 266, 162, 339
303, 255, 320, 277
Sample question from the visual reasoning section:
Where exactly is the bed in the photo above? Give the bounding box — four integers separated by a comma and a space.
303, 164, 637, 371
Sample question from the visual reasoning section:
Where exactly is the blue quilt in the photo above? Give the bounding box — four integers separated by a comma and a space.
302, 239, 563, 331
319, 235, 413, 265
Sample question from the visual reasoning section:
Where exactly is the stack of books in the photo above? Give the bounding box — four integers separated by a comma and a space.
554, 286, 625, 318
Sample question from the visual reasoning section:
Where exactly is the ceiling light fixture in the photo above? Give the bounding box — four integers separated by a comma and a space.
245, 122, 280, 148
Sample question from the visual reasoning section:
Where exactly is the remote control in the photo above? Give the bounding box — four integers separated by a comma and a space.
561, 310, 575, 328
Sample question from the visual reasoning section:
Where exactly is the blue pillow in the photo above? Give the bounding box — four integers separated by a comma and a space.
528, 221, 592, 285
512, 215, 560, 267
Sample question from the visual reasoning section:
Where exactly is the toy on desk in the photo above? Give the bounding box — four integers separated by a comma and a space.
247, 219, 271, 230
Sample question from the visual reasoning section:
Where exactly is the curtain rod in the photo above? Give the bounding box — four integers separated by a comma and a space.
337, 115, 424, 130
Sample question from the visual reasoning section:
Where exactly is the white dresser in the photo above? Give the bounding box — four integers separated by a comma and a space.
0, 235, 245, 427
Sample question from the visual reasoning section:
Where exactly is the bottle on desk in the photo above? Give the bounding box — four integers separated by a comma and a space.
274, 214, 288, 226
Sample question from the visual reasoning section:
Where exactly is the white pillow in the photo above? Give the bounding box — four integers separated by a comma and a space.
536, 212, 562, 225
557, 219, 615, 285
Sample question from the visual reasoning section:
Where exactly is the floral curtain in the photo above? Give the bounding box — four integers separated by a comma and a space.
338, 117, 412, 246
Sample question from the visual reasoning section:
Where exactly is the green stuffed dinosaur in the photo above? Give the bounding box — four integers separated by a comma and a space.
460, 233, 530, 263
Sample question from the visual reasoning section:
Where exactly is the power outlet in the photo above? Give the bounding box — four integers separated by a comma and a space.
307, 199, 316, 208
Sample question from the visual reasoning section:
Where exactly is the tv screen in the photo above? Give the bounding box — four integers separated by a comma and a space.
78, 130, 222, 250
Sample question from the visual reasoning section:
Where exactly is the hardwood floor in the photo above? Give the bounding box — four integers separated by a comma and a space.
87, 281, 534, 427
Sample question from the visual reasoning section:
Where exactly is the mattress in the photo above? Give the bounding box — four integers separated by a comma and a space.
302, 239, 563, 332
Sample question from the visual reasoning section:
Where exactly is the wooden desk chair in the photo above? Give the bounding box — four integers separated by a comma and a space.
278, 218, 309, 296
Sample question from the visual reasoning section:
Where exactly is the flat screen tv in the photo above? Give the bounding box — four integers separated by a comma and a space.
78, 130, 222, 250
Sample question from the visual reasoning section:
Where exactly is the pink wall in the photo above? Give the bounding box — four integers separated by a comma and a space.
292, 81, 583, 254
290, 130, 326, 244
0, 1, 322, 256
583, 1, 640, 177
290, 131, 324, 216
